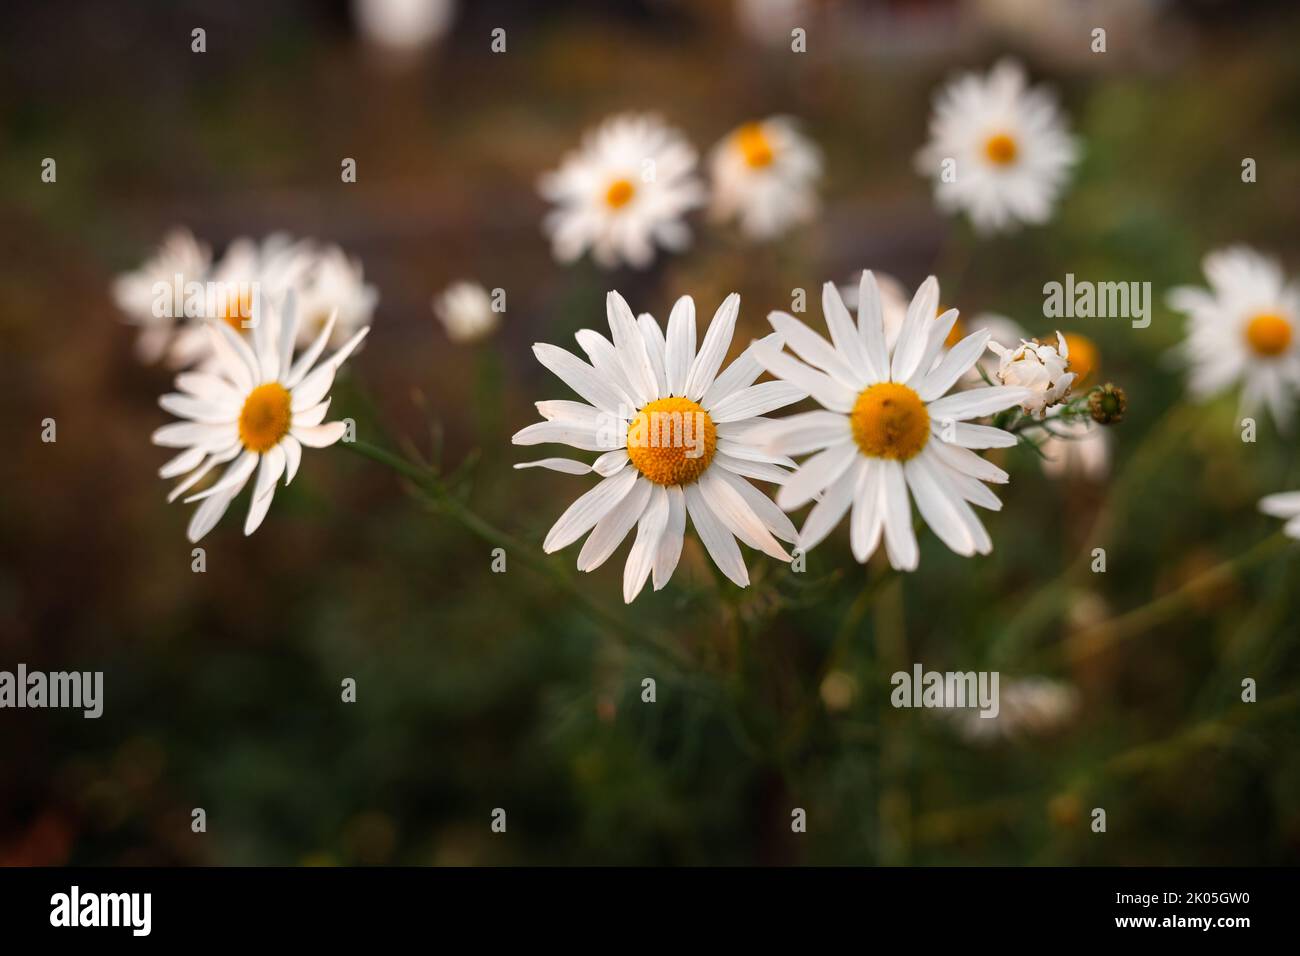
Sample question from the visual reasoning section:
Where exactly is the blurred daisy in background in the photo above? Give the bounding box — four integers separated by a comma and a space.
112, 228, 211, 366
944, 676, 1080, 743
434, 280, 498, 344
708, 116, 821, 240
539, 113, 706, 270
1259, 490, 1300, 540
152, 293, 369, 543
1039, 419, 1110, 480
351, 0, 455, 54
513, 290, 805, 602
734, 0, 813, 47
754, 272, 1032, 569
915, 59, 1079, 234
988, 332, 1075, 419
295, 246, 378, 350
1168, 245, 1300, 429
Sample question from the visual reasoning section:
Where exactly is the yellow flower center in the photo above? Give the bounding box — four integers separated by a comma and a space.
850, 382, 930, 461
736, 122, 775, 169
605, 178, 636, 210
983, 132, 1019, 166
625, 397, 717, 486
219, 288, 253, 331
1244, 312, 1292, 357
238, 382, 292, 453
1063, 332, 1100, 387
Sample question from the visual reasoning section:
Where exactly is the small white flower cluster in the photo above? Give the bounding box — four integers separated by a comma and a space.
539, 113, 822, 270
988, 332, 1076, 420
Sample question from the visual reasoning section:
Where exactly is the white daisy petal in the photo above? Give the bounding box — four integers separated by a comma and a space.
880, 460, 918, 571
513, 458, 594, 475
904, 451, 976, 556
707, 380, 806, 423
623, 485, 670, 602
533, 343, 633, 416
512, 420, 615, 452
856, 270, 889, 381
701, 331, 785, 409
752, 340, 856, 412
291, 422, 348, 448
665, 295, 697, 395
184, 450, 258, 504
684, 293, 740, 400
638, 312, 669, 396
776, 439, 858, 511
577, 476, 653, 572
766, 309, 859, 387
755, 410, 851, 456
244, 445, 287, 535
713, 466, 797, 543
891, 276, 940, 383
797, 464, 859, 553
684, 482, 749, 587
917, 329, 991, 402
925, 385, 1033, 422
653, 485, 688, 590
543, 467, 638, 554
849, 458, 885, 563
944, 422, 1018, 449
607, 291, 659, 407
699, 468, 789, 560
822, 282, 876, 382
281, 435, 303, 485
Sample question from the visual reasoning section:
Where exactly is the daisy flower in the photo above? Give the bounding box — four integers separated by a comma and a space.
1259, 490, 1300, 541
169, 234, 317, 369
988, 332, 1075, 419
433, 280, 498, 343
538, 113, 706, 270
753, 272, 1033, 569
708, 116, 821, 240
915, 59, 1079, 235
1168, 245, 1300, 428
152, 292, 369, 543
295, 245, 378, 350
112, 229, 211, 365
513, 291, 805, 602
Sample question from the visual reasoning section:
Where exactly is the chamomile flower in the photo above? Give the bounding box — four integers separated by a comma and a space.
513, 291, 805, 602
1259, 490, 1300, 541
538, 113, 706, 270
152, 292, 369, 543
295, 246, 378, 350
170, 234, 317, 369
1168, 245, 1300, 428
112, 229, 211, 365
433, 280, 498, 343
753, 272, 1033, 570
915, 59, 1079, 235
989, 332, 1075, 419
708, 117, 821, 240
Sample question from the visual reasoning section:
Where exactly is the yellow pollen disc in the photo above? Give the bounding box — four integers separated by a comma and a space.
851, 382, 930, 462
1244, 312, 1292, 357
625, 397, 718, 486
220, 290, 253, 331
1063, 332, 1100, 387
238, 382, 292, 453
983, 132, 1019, 166
736, 122, 775, 169
605, 178, 636, 209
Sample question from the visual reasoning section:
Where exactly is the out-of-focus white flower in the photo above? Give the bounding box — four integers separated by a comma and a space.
1040, 417, 1110, 480
734, 0, 813, 46
915, 59, 1079, 235
708, 117, 821, 240
112, 229, 211, 365
944, 676, 1080, 743
296, 246, 378, 350
433, 281, 498, 343
351, 0, 454, 53
1259, 490, 1300, 541
152, 293, 368, 543
171, 234, 317, 370
754, 272, 1033, 570
539, 113, 706, 270
1168, 245, 1300, 429
989, 332, 1075, 419
513, 291, 803, 602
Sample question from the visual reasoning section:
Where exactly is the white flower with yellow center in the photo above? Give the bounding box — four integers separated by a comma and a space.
295, 246, 378, 350
152, 293, 369, 543
988, 332, 1075, 419
753, 272, 1033, 570
513, 291, 806, 602
539, 113, 706, 270
708, 117, 821, 240
1169, 245, 1300, 428
112, 229, 211, 366
169, 234, 317, 369
1260, 490, 1300, 541
915, 59, 1079, 235
434, 280, 498, 343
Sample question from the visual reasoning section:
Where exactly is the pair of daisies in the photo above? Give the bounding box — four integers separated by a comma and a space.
1168, 245, 1300, 540
540, 112, 822, 266
513, 273, 1038, 603
540, 60, 1079, 272
114, 230, 378, 369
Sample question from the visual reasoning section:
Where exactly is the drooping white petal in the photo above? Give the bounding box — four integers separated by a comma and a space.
542, 467, 638, 553
243, 445, 287, 535
849, 458, 885, 562
577, 476, 653, 572
187, 487, 238, 544
291, 422, 348, 448
653, 485, 687, 590
713, 467, 797, 543
699, 468, 789, 560
292, 398, 332, 428
776, 439, 858, 511
880, 459, 918, 570
796, 463, 859, 553
184, 450, 258, 503
158, 445, 207, 479
623, 485, 670, 602
684, 481, 748, 587
281, 435, 303, 485
904, 451, 977, 556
